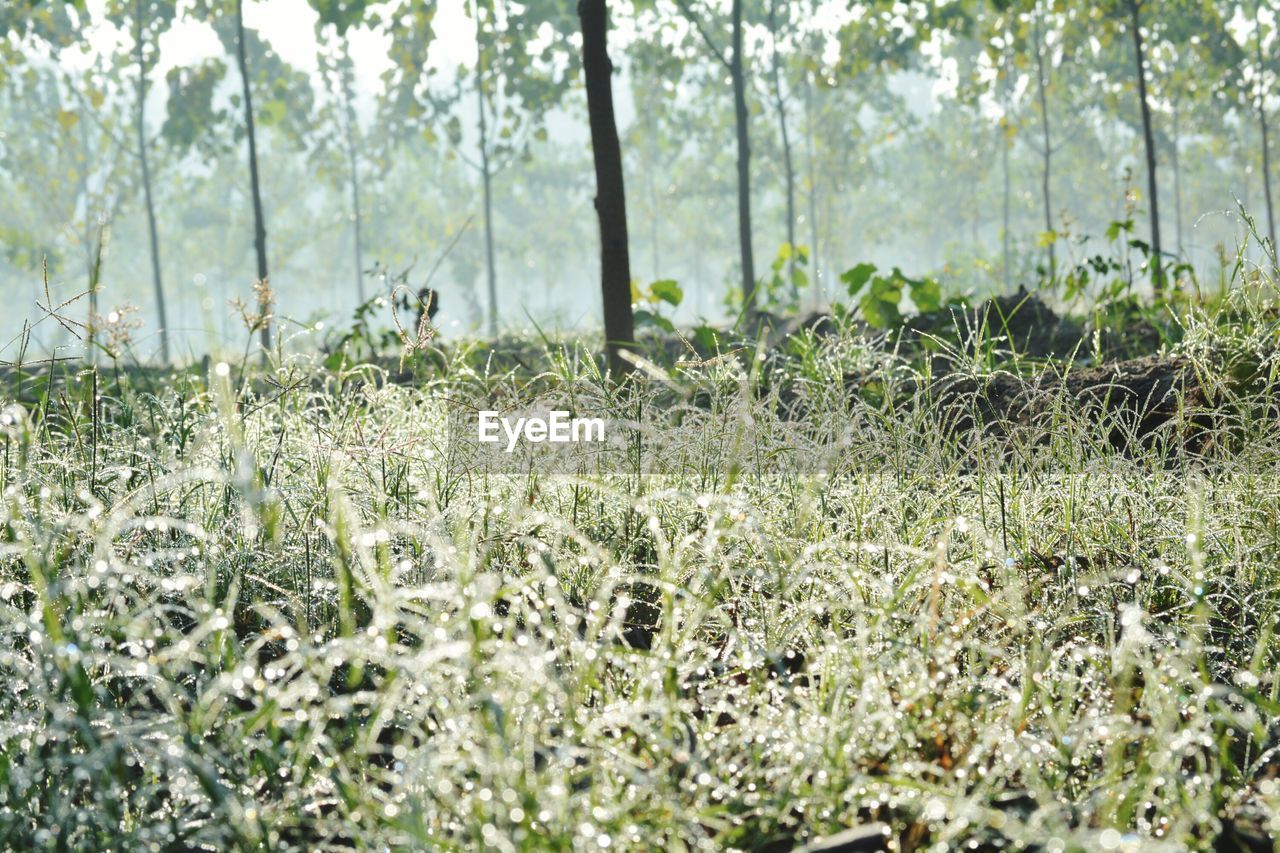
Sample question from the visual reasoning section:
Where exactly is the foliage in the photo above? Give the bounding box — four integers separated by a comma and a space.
632, 277, 684, 332
841, 261, 943, 328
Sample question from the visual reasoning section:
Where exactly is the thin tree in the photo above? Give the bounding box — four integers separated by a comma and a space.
1255, 0, 1276, 258
474, 13, 498, 338
306, 0, 380, 306
674, 0, 756, 309
1127, 0, 1163, 290
132, 0, 168, 363
803, 74, 821, 301
340, 40, 364, 303
1031, 1, 1055, 278
1171, 101, 1184, 254
767, 0, 796, 295
234, 0, 271, 350
578, 0, 633, 376
729, 0, 754, 309
1001, 30, 1013, 290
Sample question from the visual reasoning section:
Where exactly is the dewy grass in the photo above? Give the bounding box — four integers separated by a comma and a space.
2, 289, 1280, 850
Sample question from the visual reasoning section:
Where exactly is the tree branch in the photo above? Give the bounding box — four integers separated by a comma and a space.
671, 0, 731, 70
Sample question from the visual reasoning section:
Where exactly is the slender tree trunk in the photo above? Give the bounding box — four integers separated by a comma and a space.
1241, 124, 1252, 213
235, 0, 271, 351
648, 166, 660, 279
346, 125, 363, 303
77, 118, 98, 363
1128, 0, 1163, 291
135, 0, 168, 364
1257, 2, 1277, 260
1032, 5, 1055, 278
767, 0, 796, 296
475, 55, 498, 338
1001, 37, 1012, 290
88, 229, 104, 365
965, 129, 980, 248
578, 0, 634, 377
804, 76, 820, 303
730, 0, 756, 310
1172, 102, 1184, 256
342, 40, 364, 304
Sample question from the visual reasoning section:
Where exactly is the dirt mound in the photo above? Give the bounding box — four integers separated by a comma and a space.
915, 355, 1211, 453
897, 290, 1085, 359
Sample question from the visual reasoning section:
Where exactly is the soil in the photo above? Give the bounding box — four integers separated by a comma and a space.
900, 289, 1087, 359
907, 354, 1213, 453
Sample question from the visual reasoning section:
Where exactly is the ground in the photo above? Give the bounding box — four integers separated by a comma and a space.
1, 288, 1279, 851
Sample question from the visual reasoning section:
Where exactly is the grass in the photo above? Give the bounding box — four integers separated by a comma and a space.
2, 275, 1280, 851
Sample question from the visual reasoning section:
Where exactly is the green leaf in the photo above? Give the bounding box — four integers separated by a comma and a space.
908, 277, 941, 312
861, 295, 900, 329
634, 309, 675, 332
840, 262, 877, 298
1105, 219, 1134, 241
648, 279, 683, 307
862, 275, 903, 329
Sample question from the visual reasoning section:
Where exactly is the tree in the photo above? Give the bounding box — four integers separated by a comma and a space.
383, 0, 574, 338
185, 0, 312, 353
670, 0, 757, 310
964, 0, 1093, 283
1140, 0, 1241, 257
0, 62, 130, 359
105, 0, 177, 363
0, 1, 84, 87
1031, 1, 1057, 276
1248, 0, 1276, 256
133, 0, 170, 362
765, 0, 796, 296
1125, 0, 1163, 289
578, 0, 634, 376
233, 0, 271, 351
308, 0, 378, 304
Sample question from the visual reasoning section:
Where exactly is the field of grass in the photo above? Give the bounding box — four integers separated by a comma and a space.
3, 282, 1280, 851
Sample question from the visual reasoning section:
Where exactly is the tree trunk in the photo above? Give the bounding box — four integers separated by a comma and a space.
1241, 123, 1252, 213
730, 0, 756, 311
1257, 2, 1277, 261
1172, 102, 1184, 255
135, 0, 168, 364
1128, 0, 1163, 292
342, 39, 364, 304
346, 123, 364, 304
767, 0, 796, 296
1001, 36, 1012, 290
578, 0, 634, 377
476, 52, 498, 338
235, 0, 271, 351
970, 168, 979, 247
650, 171, 660, 279
1032, 4, 1055, 279
804, 76, 820, 303
77, 118, 98, 363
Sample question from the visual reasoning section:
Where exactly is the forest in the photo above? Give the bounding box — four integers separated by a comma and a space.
2, 0, 1280, 850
